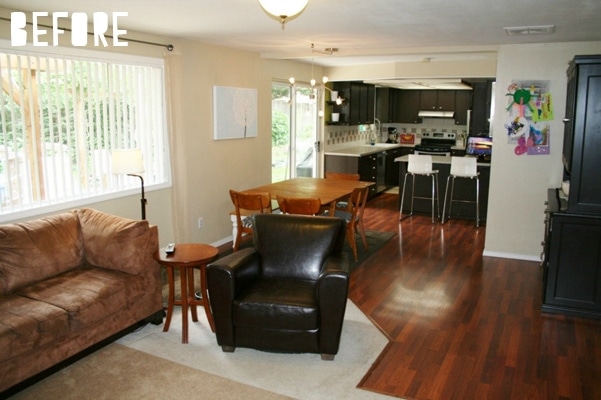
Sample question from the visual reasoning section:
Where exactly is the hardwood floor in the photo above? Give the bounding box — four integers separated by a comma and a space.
353, 193, 601, 400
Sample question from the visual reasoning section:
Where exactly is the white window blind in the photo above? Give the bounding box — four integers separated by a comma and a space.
0, 48, 169, 220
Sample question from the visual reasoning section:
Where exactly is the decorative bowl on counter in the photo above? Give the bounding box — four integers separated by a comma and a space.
400, 134, 415, 144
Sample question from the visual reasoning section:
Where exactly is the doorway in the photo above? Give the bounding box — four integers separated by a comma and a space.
271, 81, 319, 183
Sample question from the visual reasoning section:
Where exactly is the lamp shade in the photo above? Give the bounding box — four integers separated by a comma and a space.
111, 149, 145, 175
258, 0, 309, 27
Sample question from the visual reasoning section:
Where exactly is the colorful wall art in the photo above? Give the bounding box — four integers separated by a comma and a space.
504, 80, 553, 156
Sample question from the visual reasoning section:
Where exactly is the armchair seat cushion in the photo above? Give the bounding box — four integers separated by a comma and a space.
234, 279, 317, 331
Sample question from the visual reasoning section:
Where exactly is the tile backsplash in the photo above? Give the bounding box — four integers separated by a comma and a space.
324, 118, 468, 151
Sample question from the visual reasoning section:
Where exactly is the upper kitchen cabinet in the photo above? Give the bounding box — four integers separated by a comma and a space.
420, 90, 455, 111
454, 90, 472, 126
333, 81, 376, 125
396, 90, 422, 123
469, 79, 494, 135
375, 87, 392, 123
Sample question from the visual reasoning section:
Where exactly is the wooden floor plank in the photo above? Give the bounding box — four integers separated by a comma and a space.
351, 193, 601, 400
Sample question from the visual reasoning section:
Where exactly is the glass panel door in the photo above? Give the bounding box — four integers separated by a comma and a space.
271, 81, 319, 183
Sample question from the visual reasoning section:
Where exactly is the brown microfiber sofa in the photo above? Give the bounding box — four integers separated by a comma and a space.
0, 208, 162, 393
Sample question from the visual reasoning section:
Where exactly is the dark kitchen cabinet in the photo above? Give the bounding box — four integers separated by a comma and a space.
396, 90, 422, 123
334, 81, 376, 125
358, 154, 379, 198
454, 90, 472, 125
375, 87, 393, 123
420, 90, 455, 111
385, 147, 412, 186
469, 79, 494, 135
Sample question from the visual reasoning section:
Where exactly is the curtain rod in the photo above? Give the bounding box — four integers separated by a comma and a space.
0, 16, 174, 51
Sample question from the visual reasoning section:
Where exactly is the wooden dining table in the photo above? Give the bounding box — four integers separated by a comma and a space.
230, 177, 373, 247
246, 177, 372, 212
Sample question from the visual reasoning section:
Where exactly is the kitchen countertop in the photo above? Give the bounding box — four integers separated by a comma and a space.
325, 143, 465, 157
394, 154, 491, 167
324, 143, 411, 157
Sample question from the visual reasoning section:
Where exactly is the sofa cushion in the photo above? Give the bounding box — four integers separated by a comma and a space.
76, 208, 151, 275
0, 212, 83, 294
19, 266, 129, 332
0, 294, 70, 362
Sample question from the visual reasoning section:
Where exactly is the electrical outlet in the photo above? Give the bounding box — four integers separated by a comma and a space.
198, 217, 204, 229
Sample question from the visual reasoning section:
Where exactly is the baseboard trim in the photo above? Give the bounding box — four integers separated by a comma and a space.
482, 249, 541, 262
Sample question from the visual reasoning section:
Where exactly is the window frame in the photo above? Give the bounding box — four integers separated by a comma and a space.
0, 40, 171, 223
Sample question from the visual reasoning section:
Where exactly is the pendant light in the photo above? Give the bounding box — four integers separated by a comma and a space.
258, 0, 309, 29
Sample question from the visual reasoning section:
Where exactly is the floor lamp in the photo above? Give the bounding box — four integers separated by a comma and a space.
111, 149, 147, 220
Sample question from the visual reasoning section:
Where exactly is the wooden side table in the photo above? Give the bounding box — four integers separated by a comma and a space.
153, 243, 219, 343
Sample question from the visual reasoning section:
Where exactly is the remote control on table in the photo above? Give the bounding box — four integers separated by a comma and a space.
165, 243, 175, 254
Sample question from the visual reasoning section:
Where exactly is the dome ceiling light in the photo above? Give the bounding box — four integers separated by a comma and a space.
258, 0, 309, 29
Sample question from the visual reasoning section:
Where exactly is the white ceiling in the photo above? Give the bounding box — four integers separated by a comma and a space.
4, 0, 601, 68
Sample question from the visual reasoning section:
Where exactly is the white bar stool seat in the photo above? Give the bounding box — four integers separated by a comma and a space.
442, 156, 480, 226
399, 154, 440, 223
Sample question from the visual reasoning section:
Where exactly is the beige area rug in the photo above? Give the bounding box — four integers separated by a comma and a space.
9, 344, 291, 400
116, 300, 395, 400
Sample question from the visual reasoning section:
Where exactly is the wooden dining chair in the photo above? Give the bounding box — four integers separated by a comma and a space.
325, 172, 361, 211
276, 195, 322, 216
331, 186, 369, 261
229, 189, 272, 251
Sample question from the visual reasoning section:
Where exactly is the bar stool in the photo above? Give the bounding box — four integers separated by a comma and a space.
399, 154, 440, 223
442, 156, 480, 227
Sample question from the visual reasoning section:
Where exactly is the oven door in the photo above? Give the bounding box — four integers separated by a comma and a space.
414, 149, 451, 157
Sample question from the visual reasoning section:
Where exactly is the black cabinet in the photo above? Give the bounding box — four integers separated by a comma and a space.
469, 79, 494, 135
385, 147, 412, 186
333, 82, 375, 125
419, 90, 455, 111
375, 87, 393, 123
563, 55, 601, 214
358, 154, 379, 198
396, 90, 422, 123
541, 55, 601, 319
454, 90, 472, 125
542, 190, 601, 319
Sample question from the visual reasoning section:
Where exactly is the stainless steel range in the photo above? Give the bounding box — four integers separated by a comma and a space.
414, 132, 456, 156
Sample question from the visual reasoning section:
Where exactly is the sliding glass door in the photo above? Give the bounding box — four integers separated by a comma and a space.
271, 81, 319, 183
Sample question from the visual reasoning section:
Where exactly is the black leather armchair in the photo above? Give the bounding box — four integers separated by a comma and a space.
207, 213, 350, 360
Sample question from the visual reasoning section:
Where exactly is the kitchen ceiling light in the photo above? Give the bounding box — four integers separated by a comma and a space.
258, 0, 309, 29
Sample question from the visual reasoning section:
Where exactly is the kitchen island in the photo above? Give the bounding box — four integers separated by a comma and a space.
395, 154, 490, 222
324, 143, 413, 198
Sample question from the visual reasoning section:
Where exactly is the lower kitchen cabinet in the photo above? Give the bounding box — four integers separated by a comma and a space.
325, 149, 397, 199
542, 189, 601, 319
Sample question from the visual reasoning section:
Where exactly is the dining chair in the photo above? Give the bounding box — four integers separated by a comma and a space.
229, 189, 272, 251
399, 154, 440, 223
442, 156, 480, 226
327, 185, 369, 261
325, 172, 361, 210
276, 195, 322, 216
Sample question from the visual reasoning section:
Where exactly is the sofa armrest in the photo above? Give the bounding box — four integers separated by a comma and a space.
76, 208, 154, 275
317, 252, 350, 355
206, 248, 260, 346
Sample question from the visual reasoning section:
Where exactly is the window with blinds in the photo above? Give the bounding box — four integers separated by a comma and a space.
0, 46, 169, 221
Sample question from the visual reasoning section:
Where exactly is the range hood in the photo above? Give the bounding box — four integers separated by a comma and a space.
418, 110, 455, 118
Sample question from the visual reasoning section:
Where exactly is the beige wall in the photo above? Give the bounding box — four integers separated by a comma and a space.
483, 41, 601, 260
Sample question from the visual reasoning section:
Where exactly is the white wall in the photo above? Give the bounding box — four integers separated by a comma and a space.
483, 41, 601, 260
